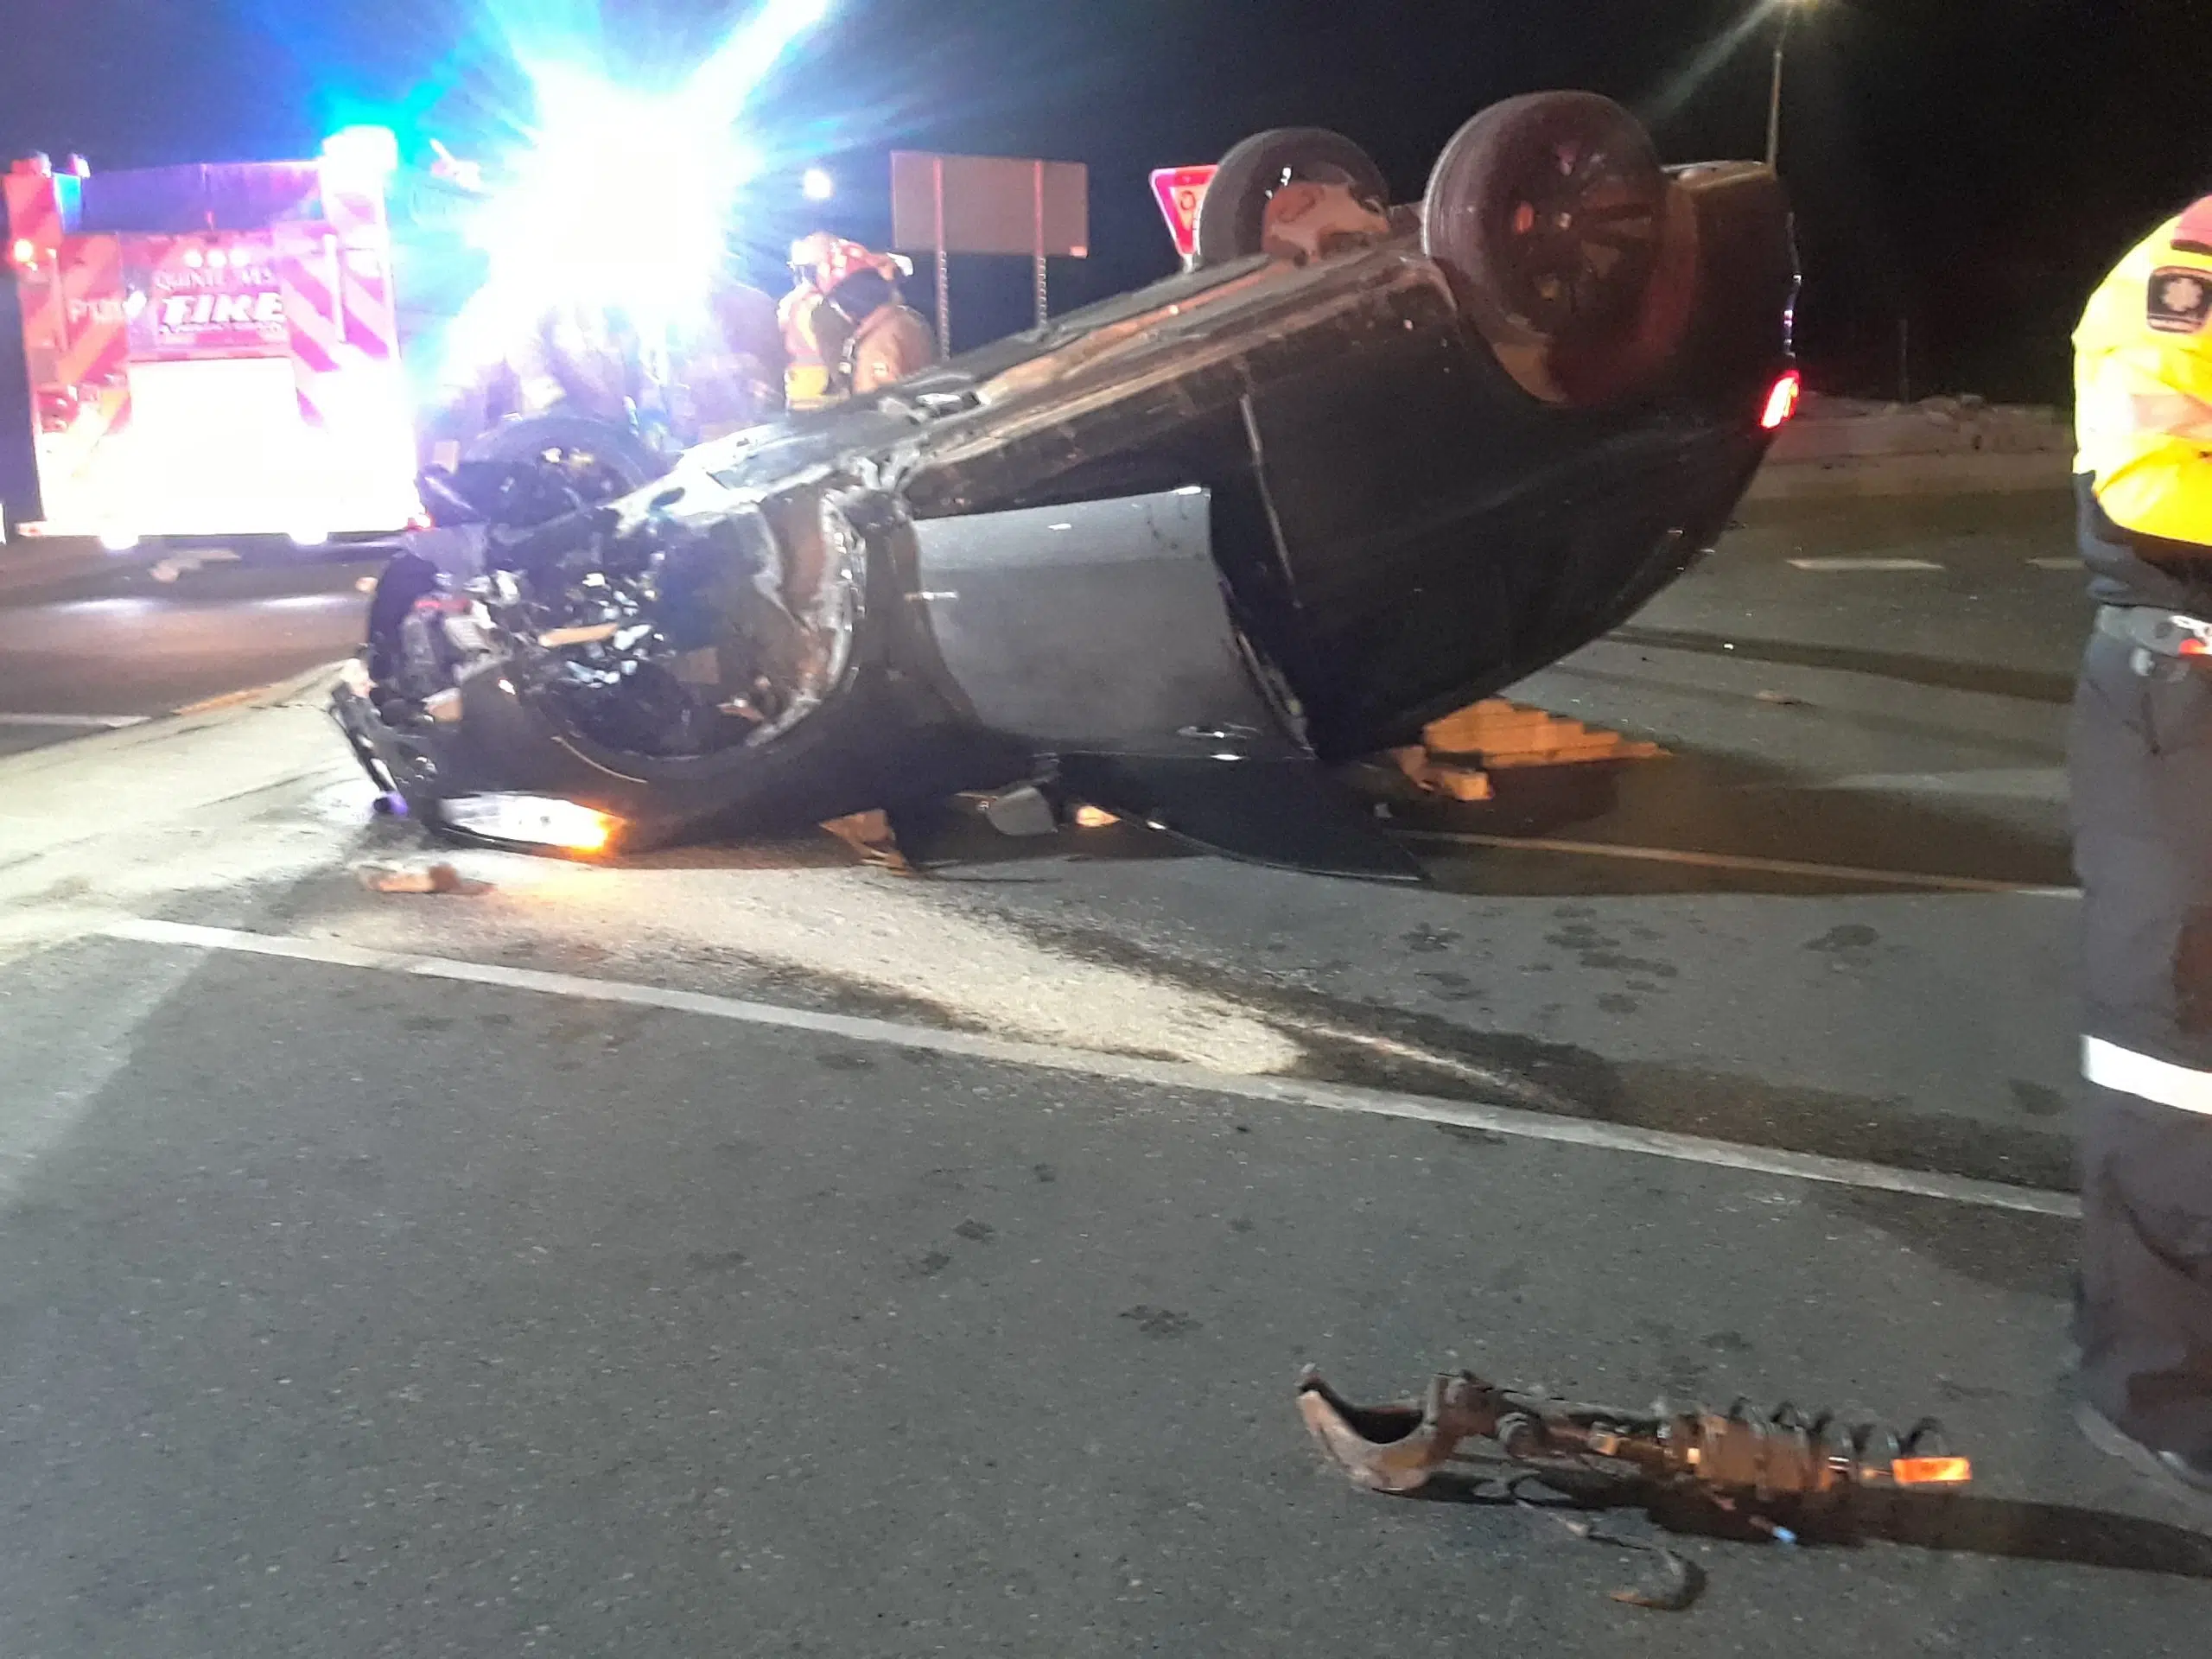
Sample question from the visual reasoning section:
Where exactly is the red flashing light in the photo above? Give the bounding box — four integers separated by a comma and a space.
1759, 369, 1802, 431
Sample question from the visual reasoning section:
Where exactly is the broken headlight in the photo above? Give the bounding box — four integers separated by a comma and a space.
441, 794, 619, 855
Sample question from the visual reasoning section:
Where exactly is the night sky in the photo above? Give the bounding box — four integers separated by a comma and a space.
3, 0, 2206, 403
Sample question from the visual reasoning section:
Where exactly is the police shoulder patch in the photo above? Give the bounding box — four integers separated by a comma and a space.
2149, 267, 2212, 334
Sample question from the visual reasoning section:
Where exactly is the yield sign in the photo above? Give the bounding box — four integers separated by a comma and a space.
1149, 166, 1217, 260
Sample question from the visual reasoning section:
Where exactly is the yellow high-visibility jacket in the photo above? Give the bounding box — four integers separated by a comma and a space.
2077, 197, 2212, 549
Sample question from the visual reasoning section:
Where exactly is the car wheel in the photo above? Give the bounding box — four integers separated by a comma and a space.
1194, 128, 1389, 268
1422, 92, 1674, 386
465, 410, 663, 518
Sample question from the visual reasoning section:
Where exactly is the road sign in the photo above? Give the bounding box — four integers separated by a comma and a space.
1149, 166, 1217, 261
889, 151, 1090, 349
890, 152, 1089, 259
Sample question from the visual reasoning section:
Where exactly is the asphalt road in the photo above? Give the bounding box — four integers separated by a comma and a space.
0, 550, 378, 754
6, 487, 2205, 1656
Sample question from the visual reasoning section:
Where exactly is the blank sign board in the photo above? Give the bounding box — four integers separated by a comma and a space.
890, 152, 1089, 259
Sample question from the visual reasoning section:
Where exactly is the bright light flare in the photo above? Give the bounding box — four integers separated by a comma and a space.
458, 66, 762, 338
1639, 4, 1777, 128
802, 166, 836, 201
1759, 369, 1802, 430
684, 0, 833, 116
442, 0, 831, 374
321, 124, 401, 181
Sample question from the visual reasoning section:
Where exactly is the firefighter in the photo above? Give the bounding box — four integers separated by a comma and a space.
781, 236, 935, 408
779, 233, 849, 411
823, 251, 935, 396
2070, 194, 2212, 1510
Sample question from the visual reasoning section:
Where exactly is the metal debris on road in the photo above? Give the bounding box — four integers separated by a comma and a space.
1421, 700, 1666, 771
1506, 1484, 1707, 1612
1298, 1365, 1971, 1503
354, 861, 490, 895
1300, 1365, 1971, 1611
820, 810, 914, 874
1388, 746, 1496, 803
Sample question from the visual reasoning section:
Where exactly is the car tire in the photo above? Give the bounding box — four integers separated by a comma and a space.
1194, 128, 1389, 268
1422, 92, 1676, 394
466, 410, 664, 507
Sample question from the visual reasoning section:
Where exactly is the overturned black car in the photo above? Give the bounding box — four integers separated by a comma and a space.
334, 92, 1798, 880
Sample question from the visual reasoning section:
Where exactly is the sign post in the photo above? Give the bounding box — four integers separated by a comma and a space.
1032, 160, 1049, 329
931, 156, 950, 359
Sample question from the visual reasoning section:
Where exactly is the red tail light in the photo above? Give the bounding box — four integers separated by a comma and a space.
1759, 370, 1802, 431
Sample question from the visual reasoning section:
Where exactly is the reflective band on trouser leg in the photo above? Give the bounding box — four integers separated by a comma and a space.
2084, 1037, 2212, 1116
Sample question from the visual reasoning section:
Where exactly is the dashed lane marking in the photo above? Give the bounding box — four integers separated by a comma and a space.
100, 918, 2080, 1220
0, 712, 150, 729
1398, 830, 2077, 897
1787, 557, 1945, 573
1815, 767, 2067, 802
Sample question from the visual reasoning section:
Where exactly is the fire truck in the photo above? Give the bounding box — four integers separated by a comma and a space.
0, 128, 476, 552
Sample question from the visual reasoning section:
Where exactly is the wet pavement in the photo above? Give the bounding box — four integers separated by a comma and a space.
5, 486, 2202, 1654
0, 550, 378, 753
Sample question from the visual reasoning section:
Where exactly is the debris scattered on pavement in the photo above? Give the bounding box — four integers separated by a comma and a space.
1367, 699, 1672, 804
821, 810, 914, 874
1503, 1482, 1707, 1612
1299, 1364, 1969, 1501
147, 548, 241, 584
1072, 804, 1121, 829
355, 575, 379, 594
1299, 1363, 1972, 1606
1605, 1541, 1706, 1611
1754, 690, 1809, 708
1421, 700, 1665, 770
1389, 746, 1496, 802
355, 861, 490, 895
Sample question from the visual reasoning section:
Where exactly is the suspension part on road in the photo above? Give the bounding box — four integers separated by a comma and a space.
1298, 1368, 1972, 1503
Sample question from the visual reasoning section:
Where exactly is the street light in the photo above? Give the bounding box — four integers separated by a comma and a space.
802, 166, 835, 202
1767, 0, 1814, 171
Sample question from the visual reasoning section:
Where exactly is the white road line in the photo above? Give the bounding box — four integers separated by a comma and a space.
1815, 767, 2067, 802
1399, 829, 2077, 897
0, 712, 150, 729
102, 918, 2080, 1220
1788, 557, 1945, 573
